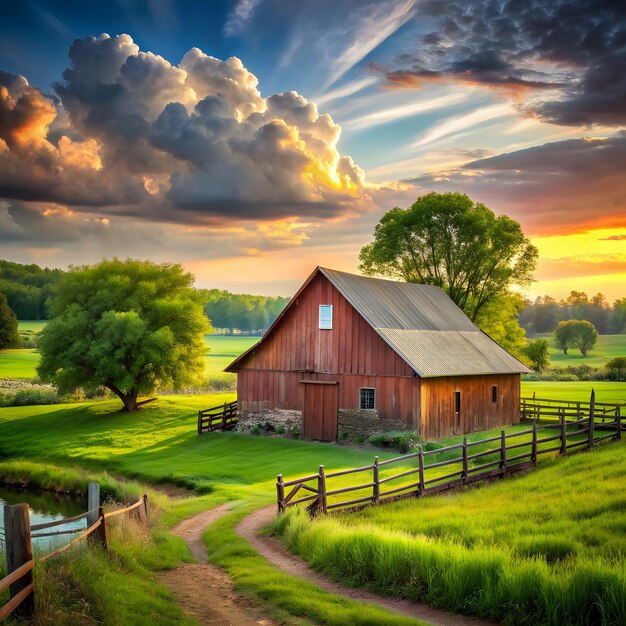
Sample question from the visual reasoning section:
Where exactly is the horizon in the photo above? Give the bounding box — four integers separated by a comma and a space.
1, 0, 625, 300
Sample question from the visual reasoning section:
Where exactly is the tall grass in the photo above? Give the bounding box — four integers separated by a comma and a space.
273, 441, 626, 625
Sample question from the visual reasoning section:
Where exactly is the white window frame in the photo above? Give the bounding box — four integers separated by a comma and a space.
359, 387, 376, 410
319, 304, 333, 330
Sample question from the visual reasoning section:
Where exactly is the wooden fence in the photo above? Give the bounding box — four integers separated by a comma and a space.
197, 400, 238, 433
0, 482, 149, 621
521, 393, 622, 424
278, 393, 624, 516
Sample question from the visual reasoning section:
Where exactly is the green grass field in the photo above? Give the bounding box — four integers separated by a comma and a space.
522, 380, 626, 404
0, 326, 257, 380
274, 439, 626, 625
541, 332, 626, 369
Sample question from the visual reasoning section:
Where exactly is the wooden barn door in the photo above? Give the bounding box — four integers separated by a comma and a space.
303, 382, 338, 441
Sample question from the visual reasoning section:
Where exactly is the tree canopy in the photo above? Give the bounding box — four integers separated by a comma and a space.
37, 259, 210, 411
553, 320, 599, 357
0, 293, 19, 349
523, 339, 550, 373
358, 192, 537, 322
606, 357, 626, 381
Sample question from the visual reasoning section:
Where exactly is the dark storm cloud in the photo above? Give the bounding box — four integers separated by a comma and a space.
0, 34, 370, 226
379, 0, 626, 126
406, 134, 626, 233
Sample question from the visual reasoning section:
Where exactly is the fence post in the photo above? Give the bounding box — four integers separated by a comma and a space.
372, 456, 380, 505
560, 408, 567, 454
276, 474, 285, 514
87, 482, 100, 528
531, 419, 538, 463
318, 465, 327, 515
93, 506, 108, 551
588, 389, 595, 448
617, 405, 622, 441
418, 446, 425, 495
142, 494, 149, 522
133, 496, 148, 525
500, 430, 506, 473
521, 398, 526, 420
462, 437, 468, 483
197, 410, 202, 434
4, 503, 34, 619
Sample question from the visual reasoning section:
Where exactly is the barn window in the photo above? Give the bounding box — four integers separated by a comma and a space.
319, 304, 333, 329
492, 385, 498, 403
454, 391, 461, 415
360, 388, 376, 410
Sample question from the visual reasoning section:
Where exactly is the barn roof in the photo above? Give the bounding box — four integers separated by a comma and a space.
226, 267, 531, 377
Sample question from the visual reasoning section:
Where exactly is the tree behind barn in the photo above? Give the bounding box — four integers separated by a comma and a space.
37, 259, 210, 412
358, 192, 537, 322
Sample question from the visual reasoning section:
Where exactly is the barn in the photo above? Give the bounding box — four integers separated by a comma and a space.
225, 267, 531, 441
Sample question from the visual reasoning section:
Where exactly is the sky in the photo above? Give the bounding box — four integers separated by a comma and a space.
0, 0, 625, 301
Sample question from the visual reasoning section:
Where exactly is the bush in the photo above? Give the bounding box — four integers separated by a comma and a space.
368, 431, 421, 453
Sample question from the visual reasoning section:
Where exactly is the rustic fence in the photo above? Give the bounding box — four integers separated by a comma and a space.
277, 393, 624, 516
197, 400, 238, 433
521, 393, 622, 424
0, 482, 149, 621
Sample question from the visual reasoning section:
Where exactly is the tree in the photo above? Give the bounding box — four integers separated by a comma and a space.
0, 293, 19, 348
523, 339, 550, 373
37, 259, 210, 412
358, 192, 537, 322
554, 320, 575, 354
554, 319, 598, 357
475, 292, 527, 360
606, 357, 626, 381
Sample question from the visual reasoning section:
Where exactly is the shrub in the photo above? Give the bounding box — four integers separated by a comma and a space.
368, 431, 421, 453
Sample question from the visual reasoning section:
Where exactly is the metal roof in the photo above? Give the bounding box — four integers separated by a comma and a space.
226, 266, 531, 377
320, 267, 531, 377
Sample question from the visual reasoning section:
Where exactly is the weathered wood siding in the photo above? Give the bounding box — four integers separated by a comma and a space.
419, 374, 520, 439
236, 273, 417, 428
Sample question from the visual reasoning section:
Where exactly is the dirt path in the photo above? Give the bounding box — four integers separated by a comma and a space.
159, 504, 276, 626
236, 506, 497, 626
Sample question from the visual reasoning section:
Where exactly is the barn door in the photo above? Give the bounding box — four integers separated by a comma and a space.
303, 383, 338, 441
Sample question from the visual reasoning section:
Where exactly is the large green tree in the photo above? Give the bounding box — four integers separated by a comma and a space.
37, 259, 211, 412
523, 339, 550, 373
554, 319, 599, 357
606, 357, 626, 381
0, 293, 20, 349
358, 192, 537, 322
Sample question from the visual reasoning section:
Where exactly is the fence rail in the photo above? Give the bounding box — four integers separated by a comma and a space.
1, 483, 149, 621
197, 400, 238, 433
278, 392, 623, 517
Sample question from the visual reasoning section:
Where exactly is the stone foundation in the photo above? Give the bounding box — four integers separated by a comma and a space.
236, 408, 303, 432
338, 408, 409, 438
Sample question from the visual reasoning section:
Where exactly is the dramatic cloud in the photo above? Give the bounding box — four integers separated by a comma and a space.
0, 33, 371, 227
377, 0, 626, 126
407, 134, 626, 234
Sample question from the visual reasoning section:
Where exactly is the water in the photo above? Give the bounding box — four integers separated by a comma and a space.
0, 485, 86, 556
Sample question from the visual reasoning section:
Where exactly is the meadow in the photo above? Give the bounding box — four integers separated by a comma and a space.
0, 321, 258, 380
541, 332, 626, 369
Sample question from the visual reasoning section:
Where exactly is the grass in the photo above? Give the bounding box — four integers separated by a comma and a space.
522, 381, 626, 404
0, 329, 256, 381
0, 461, 195, 626
0, 398, 427, 625
273, 440, 626, 625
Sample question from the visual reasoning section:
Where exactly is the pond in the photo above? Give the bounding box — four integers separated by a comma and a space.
0, 485, 86, 556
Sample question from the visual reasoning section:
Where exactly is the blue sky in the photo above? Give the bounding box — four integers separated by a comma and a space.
0, 0, 625, 298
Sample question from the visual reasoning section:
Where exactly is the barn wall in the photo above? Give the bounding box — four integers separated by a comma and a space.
239, 273, 414, 377
419, 374, 520, 439
237, 369, 418, 432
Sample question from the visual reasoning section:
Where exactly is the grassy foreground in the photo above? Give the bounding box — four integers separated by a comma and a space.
273, 440, 626, 626
0, 397, 426, 625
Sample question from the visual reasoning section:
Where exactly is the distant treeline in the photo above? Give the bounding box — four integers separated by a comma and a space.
0, 259, 288, 333
520, 291, 626, 336
0, 259, 63, 319
204, 289, 289, 334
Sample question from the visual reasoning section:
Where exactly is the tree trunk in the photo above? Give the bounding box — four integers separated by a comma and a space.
580, 347, 587, 357
107, 385, 140, 412
563, 347, 568, 354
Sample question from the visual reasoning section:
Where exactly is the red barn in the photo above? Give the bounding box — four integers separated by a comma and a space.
226, 267, 531, 441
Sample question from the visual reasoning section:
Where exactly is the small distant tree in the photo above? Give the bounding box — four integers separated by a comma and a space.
569, 320, 599, 357
606, 356, 626, 381
37, 259, 211, 412
0, 293, 20, 348
554, 320, 575, 354
523, 339, 550, 373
